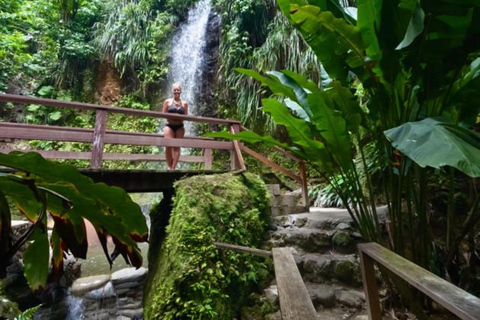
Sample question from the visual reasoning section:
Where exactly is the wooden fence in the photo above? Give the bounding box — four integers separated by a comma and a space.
0, 94, 308, 203
358, 242, 480, 320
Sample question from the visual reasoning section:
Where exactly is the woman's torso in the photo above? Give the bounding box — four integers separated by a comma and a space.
167, 99, 185, 124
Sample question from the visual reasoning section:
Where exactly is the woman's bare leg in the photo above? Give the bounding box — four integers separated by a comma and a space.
164, 126, 175, 170
171, 127, 185, 170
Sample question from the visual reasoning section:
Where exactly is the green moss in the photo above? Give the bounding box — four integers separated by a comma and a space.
144, 173, 271, 320
332, 231, 353, 248
0, 280, 20, 319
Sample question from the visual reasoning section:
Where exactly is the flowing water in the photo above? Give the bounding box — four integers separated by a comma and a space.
165, 0, 212, 136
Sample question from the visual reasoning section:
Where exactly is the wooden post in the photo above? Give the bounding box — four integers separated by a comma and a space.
90, 109, 107, 169
204, 149, 212, 170
230, 124, 245, 171
299, 161, 308, 208
359, 249, 382, 320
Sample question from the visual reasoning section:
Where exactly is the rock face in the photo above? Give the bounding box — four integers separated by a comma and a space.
196, 10, 221, 120
69, 267, 147, 320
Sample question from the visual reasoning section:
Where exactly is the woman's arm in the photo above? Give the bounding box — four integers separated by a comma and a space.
162, 99, 170, 113
183, 101, 188, 115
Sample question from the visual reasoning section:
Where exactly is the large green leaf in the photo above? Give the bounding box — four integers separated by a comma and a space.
235, 68, 297, 101
395, 2, 425, 50
385, 118, 480, 177
326, 81, 363, 133
23, 228, 49, 291
307, 93, 352, 169
445, 58, 480, 127
356, 0, 382, 60
0, 152, 147, 268
262, 98, 333, 169
277, 1, 368, 83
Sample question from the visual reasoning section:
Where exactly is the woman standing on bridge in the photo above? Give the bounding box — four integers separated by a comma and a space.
163, 83, 188, 170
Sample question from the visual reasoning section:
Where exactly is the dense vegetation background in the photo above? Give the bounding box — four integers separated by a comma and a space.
2, 1, 480, 318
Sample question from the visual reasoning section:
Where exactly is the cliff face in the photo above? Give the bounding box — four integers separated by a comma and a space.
144, 172, 270, 320
196, 11, 221, 119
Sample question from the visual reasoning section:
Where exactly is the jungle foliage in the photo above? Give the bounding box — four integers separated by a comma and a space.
214, 0, 323, 134
0, 152, 148, 291
209, 0, 480, 298
144, 173, 271, 320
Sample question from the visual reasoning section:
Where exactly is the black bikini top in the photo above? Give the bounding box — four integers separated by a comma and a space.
167, 100, 185, 114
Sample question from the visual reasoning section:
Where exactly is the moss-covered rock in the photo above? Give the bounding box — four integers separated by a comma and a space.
0, 280, 21, 319
332, 231, 354, 252
144, 173, 271, 320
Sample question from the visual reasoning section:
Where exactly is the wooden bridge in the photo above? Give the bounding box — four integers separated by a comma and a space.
0, 94, 308, 200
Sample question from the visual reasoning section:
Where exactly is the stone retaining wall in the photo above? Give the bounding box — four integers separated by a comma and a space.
70, 267, 147, 320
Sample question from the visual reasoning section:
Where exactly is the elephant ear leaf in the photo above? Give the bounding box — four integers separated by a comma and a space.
23, 228, 49, 292
385, 118, 480, 177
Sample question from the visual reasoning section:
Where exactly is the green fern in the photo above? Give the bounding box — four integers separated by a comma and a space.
13, 304, 42, 320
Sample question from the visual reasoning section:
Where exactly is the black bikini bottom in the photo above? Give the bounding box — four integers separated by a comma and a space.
166, 123, 184, 132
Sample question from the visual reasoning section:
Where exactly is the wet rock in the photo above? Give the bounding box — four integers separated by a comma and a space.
306, 283, 336, 308
336, 222, 351, 230
119, 307, 143, 318
335, 290, 365, 309
263, 285, 278, 305
83, 281, 115, 300
71, 275, 111, 296
111, 267, 147, 285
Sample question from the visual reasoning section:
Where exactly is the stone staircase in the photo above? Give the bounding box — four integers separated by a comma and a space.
261, 185, 389, 320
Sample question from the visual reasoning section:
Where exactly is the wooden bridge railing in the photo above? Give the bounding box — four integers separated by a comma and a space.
214, 242, 317, 320
0, 94, 308, 203
358, 242, 480, 320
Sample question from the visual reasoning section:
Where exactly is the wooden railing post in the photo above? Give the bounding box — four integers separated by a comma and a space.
299, 161, 309, 208
90, 109, 107, 169
230, 124, 246, 171
359, 248, 382, 320
204, 149, 212, 170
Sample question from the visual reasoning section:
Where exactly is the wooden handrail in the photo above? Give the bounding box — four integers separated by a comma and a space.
214, 242, 272, 258
0, 94, 241, 125
273, 248, 317, 320
358, 242, 480, 320
0, 94, 308, 190
238, 126, 308, 206
214, 242, 317, 320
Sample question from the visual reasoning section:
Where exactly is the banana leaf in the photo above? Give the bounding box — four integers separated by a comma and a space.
277, 0, 368, 84
385, 117, 480, 177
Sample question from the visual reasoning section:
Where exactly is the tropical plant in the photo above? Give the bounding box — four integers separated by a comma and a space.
208, 0, 480, 293
0, 151, 148, 291
215, 0, 323, 134
93, 0, 176, 95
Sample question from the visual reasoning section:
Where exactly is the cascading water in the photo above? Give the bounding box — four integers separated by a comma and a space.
166, 0, 212, 136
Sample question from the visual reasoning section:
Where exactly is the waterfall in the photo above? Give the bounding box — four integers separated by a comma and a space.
166, 0, 212, 136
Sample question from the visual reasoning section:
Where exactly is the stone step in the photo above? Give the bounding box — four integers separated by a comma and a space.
266, 225, 360, 254
298, 253, 363, 287
305, 282, 366, 309
266, 184, 308, 217
272, 206, 388, 230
